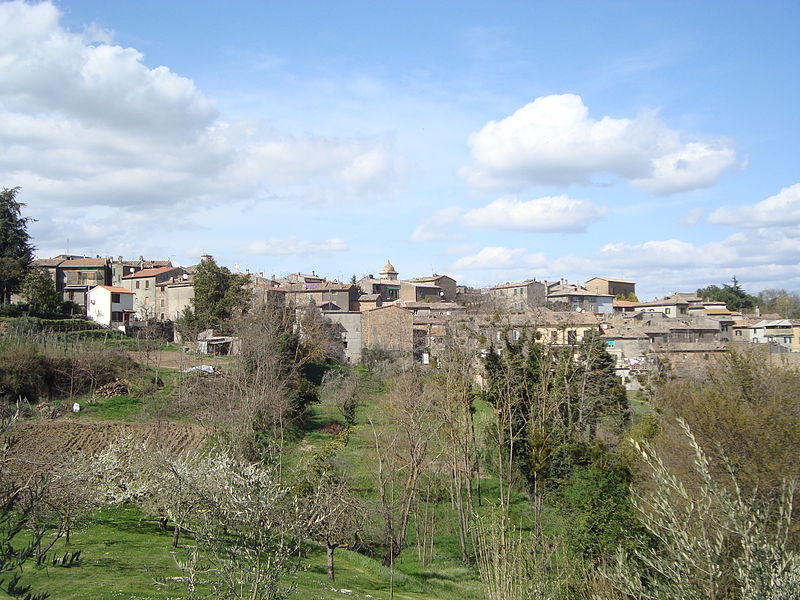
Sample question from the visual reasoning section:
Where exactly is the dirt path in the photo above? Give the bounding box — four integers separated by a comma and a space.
128, 350, 233, 371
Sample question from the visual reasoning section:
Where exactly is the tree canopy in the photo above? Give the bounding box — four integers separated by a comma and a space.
756, 288, 800, 318
0, 187, 35, 304
20, 268, 61, 314
696, 276, 758, 312
186, 257, 251, 330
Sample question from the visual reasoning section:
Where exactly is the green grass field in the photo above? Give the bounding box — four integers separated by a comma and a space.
10, 368, 488, 600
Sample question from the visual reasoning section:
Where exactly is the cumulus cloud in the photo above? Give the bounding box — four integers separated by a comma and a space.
462, 195, 607, 232
241, 237, 349, 256
411, 194, 606, 241
709, 183, 800, 228
0, 1, 404, 219
452, 246, 546, 270
450, 226, 800, 297
462, 93, 738, 195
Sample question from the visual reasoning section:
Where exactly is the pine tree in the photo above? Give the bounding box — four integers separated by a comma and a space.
0, 188, 35, 304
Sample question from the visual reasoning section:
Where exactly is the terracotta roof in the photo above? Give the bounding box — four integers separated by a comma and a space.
586, 277, 636, 284
252, 283, 285, 292
408, 274, 451, 282
59, 258, 108, 267
613, 299, 640, 307
283, 282, 352, 292
549, 288, 613, 298
95, 285, 134, 294
634, 298, 690, 308
32, 258, 63, 267
487, 279, 540, 290
122, 266, 178, 279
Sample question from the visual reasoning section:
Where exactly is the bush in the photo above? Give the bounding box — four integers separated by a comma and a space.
0, 341, 134, 402
0, 342, 50, 401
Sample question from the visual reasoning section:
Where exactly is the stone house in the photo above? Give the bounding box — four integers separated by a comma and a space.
484, 280, 547, 312
406, 274, 458, 301
121, 266, 188, 321
322, 310, 363, 363
282, 282, 358, 312
585, 277, 636, 298
165, 280, 195, 321
361, 304, 414, 357
56, 258, 112, 309
628, 296, 691, 318
546, 283, 614, 315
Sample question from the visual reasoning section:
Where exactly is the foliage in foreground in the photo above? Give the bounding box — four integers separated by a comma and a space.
603, 420, 800, 600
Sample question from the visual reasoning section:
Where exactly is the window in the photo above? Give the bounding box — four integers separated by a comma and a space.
135, 281, 140, 289
160, 298, 165, 307
567, 330, 577, 345
665, 308, 671, 314
111, 293, 120, 303
145, 280, 150, 289
111, 311, 123, 322
735, 330, 742, 337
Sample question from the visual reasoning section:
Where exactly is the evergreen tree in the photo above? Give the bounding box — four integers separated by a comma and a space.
20, 268, 60, 314
0, 188, 35, 304
697, 276, 758, 312
189, 257, 251, 329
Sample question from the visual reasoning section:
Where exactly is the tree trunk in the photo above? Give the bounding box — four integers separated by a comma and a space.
326, 543, 337, 581
172, 523, 180, 547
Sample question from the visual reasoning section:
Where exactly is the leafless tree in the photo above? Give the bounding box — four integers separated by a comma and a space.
371, 370, 441, 566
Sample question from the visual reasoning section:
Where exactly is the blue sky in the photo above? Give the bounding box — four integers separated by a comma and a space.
2, 1, 799, 299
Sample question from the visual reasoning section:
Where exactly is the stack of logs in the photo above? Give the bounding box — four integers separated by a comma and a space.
96, 379, 129, 398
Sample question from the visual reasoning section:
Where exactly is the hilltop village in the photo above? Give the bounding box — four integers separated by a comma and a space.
27, 253, 796, 387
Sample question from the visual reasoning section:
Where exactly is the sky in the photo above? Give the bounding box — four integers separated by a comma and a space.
2, 0, 799, 299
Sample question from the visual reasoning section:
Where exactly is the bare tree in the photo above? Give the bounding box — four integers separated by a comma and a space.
371, 371, 441, 566
429, 334, 480, 562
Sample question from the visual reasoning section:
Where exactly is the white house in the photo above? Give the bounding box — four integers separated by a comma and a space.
87, 285, 135, 330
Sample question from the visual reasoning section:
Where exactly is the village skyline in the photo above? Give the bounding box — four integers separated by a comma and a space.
2, 1, 799, 300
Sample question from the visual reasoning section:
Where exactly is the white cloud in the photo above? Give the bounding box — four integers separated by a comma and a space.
412, 194, 606, 241
241, 237, 349, 256
0, 1, 404, 221
709, 183, 800, 228
411, 207, 463, 242
452, 246, 546, 270
449, 226, 800, 298
461, 195, 607, 232
462, 93, 738, 195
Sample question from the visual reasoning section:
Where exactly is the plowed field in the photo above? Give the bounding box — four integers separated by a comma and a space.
4, 419, 209, 466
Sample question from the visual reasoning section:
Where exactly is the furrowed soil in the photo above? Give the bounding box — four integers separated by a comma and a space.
3, 419, 209, 463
